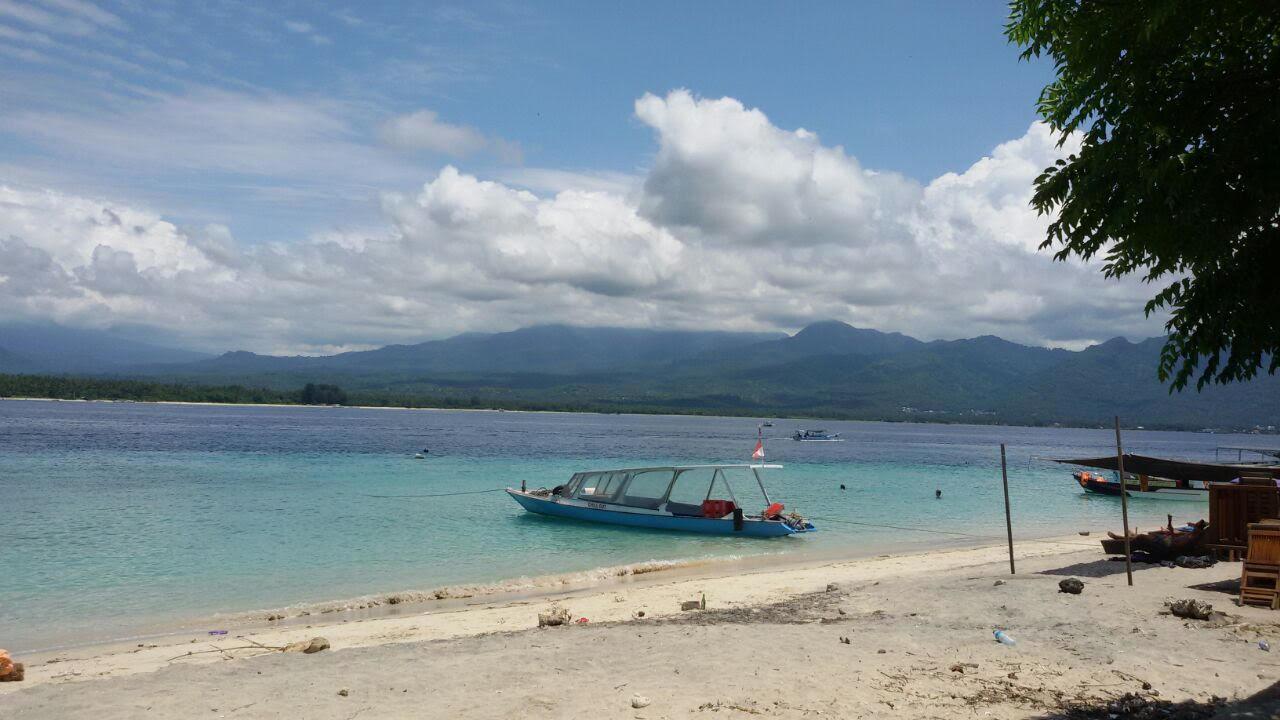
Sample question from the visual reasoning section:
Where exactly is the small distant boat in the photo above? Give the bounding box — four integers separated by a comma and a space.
792, 429, 841, 442
507, 464, 815, 537
761, 421, 774, 427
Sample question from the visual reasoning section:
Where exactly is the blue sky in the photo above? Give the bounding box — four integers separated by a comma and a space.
1, 1, 1051, 243
0, 1, 1161, 354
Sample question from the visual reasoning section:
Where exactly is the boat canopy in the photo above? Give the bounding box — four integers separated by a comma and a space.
1054, 454, 1280, 484
563, 464, 780, 514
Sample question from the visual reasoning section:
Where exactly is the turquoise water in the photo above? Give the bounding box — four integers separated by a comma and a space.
1, 400, 1258, 653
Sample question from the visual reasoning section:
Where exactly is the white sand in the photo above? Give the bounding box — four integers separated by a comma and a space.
2, 536, 1278, 718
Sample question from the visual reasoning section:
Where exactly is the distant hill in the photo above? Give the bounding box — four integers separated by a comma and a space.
996, 337, 1280, 429
0, 324, 211, 374
169, 325, 785, 378
3, 320, 1277, 430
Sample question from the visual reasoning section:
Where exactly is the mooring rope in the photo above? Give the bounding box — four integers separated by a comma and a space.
360, 491, 1101, 548
362, 488, 508, 499
810, 515, 1101, 548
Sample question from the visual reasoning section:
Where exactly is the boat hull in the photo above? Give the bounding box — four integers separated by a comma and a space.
1075, 472, 1206, 500
507, 490, 807, 538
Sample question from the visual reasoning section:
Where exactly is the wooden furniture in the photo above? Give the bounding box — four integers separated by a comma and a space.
1241, 521, 1280, 608
1204, 481, 1280, 560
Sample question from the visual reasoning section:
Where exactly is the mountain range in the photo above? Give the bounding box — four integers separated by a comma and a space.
2, 321, 1277, 430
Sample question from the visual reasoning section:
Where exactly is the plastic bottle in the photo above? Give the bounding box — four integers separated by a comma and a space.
1260, 639, 1271, 652
994, 629, 1017, 647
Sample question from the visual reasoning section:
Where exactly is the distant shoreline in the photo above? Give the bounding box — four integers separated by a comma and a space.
0, 393, 1270, 434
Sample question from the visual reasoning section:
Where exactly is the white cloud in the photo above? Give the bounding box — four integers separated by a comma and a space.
0, 91, 1165, 354
2, 88, 423, 187
0, 0, 94, 35
34, 0, 123, 30
379, 109, 522, 162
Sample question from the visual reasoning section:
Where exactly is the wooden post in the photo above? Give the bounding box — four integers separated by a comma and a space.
1115, 416, 1133, 586
1000, 443, 1015, 574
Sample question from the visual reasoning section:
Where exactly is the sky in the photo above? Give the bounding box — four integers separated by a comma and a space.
0, 0, 1167, 355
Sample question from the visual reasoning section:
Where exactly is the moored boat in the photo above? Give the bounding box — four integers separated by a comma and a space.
792, 429, 841, 442
507, 464, 815, 537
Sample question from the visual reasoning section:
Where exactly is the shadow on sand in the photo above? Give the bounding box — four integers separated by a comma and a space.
1031, 680, 1280, 719
1036, 558, 1163, 579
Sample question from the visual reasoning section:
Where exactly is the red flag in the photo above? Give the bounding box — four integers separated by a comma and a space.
752, 439, 765, 460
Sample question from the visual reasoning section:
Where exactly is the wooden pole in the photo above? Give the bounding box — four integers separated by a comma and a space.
1000, 443, 1015, 574
1115, 416, 1133, 586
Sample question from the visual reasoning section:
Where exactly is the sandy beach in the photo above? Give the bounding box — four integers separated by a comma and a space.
3, 534, 1278, 719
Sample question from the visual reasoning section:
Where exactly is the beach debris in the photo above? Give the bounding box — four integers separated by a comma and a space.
1166, 599, 1213, 621
634, 610, 646, 618
538, 606, 571, 627
680, 594, 706, 611
994, 629, 1017, 646
1058, 692, 1222, 719
825, 582, 840, 592
1059, 578, 1085, 595
1007, 672, 1018, 680
0, 650, 23, 683
839, 636, 851, 644
1260, 640, 1271, 652
993, 580, 1006, 586
386, 595, 404, 605
337, 689, 349, 697
1078, 531, 1090, 536
575, 617, 589, 624
266, 613, 285, 621
949, 662, 978, 674
1173, 555, 1216, 569
208, 630, 228, 635
630, 694, 651, 709
282, 637, 330, 654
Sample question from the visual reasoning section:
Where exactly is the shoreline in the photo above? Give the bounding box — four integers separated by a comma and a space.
4, 396, 1263, 435
1, 490, 1198, 658
6, 521, 1164, 659
2, 534, 1069, 691
4, 531, 1277, 718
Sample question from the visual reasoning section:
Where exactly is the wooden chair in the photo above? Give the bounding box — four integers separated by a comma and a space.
1240, 521, 1280, 609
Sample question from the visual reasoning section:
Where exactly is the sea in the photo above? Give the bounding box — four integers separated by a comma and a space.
1, 399, 1268, 653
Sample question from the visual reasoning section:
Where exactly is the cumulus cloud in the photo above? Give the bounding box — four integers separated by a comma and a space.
379, 109, 522, 163
0, 91, 1164, 354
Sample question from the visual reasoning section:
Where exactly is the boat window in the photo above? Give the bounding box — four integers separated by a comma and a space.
577, 472, 624, 501
668, 468, 718, 506
621, 470, 675, 501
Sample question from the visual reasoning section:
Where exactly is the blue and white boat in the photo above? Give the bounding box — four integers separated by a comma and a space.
507, 464, 815, 538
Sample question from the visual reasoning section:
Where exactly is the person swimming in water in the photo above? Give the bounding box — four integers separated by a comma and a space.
935, 489, 942, 499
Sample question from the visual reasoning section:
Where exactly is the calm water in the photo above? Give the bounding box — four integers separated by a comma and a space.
2, 399, 1267, 652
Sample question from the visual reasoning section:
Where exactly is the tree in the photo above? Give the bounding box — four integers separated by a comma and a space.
299, 383, 348, 405
1007, 1, 1280, 389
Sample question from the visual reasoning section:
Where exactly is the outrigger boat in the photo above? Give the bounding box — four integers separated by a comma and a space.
507, 464, 816, 537
792, 429, 841, 442
1073, 469, 1207, 500
1057, 453, 1280, 501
